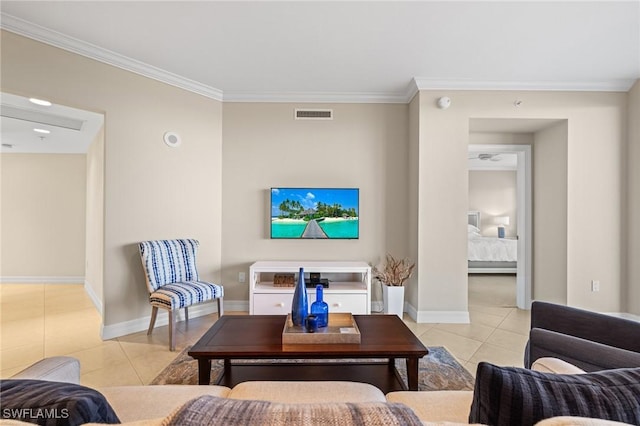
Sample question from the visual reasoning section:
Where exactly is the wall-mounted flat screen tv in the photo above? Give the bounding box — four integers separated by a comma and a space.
271, 187, 359, 239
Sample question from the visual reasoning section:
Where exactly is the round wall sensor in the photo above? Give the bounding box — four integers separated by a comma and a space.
163, 132, 181, 148
436, 96, 451, 110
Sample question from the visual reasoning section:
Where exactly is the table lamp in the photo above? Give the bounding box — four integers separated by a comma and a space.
495, 216, 509, 238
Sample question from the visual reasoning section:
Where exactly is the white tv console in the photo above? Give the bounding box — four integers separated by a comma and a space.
249, 261, 372, 315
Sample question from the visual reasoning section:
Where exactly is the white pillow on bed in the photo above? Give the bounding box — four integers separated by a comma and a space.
468, 224, 481, 235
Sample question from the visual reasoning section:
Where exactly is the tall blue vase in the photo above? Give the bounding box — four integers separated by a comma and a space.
291, 267, 309, 326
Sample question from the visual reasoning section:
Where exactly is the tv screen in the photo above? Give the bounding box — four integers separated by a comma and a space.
271, 187, 359, 239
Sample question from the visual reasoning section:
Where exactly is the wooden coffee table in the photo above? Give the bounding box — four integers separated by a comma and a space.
188, 314, 428, 392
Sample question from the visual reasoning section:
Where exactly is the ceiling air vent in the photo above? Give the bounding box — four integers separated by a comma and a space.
294, 109, 333, 120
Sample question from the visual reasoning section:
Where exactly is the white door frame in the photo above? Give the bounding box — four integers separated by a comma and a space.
468, 144, 532, 309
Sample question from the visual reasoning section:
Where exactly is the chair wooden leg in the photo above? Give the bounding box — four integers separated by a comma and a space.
217, 297, 224, 318
147, 306, 158, 335
184, 306, 189, 322
169, 310, 176, 351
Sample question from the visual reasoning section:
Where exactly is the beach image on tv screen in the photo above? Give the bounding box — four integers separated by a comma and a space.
271, 188, 359, 239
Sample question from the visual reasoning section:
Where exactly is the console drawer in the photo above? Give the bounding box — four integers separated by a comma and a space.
323, 294, 367, 314
253, 293, 295, 315
253, 292, 367, 315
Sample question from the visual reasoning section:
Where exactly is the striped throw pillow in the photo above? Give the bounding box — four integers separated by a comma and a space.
469, 362, 640, 426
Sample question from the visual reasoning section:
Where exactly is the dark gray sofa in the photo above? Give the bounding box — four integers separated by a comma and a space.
525, 301, 640, 372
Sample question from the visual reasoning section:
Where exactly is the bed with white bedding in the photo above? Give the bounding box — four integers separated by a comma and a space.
468, 211, 517, 273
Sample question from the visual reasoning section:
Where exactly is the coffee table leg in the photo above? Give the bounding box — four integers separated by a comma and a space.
406, 357, 419, 390
197, 358, 212, 385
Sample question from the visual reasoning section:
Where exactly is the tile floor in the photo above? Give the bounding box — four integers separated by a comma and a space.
0, 274, 527, 387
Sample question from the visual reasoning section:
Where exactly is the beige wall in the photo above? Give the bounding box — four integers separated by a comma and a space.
627, 80, 640, 315
564, 97, 624, 311
221, 102, 410, 304
415, 90, 627, 314
468, 171, 517, 237
0, 153, 86, 278
1, 31, 223, 332
407, 94, 420, 312
533, 122, 568, 304
415, 93, 470, 321
85, 126, 105, 312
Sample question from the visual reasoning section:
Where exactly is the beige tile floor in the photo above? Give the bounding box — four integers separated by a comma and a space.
0, 274, 527, 386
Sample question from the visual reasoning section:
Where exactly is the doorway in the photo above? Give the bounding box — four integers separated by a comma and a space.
468, 118, 568, 310
468, 143, 532, 309
0, 92, 105, 311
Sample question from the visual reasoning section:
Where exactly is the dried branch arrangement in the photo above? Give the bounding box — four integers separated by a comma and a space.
373, 254, 415, 287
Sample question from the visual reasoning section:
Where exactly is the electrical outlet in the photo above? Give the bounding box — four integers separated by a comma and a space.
239, 272, 246, 283
591, 280, 600, 292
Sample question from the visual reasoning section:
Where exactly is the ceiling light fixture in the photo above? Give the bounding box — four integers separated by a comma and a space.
33, 128, 51, 134
29, 98, 52, 107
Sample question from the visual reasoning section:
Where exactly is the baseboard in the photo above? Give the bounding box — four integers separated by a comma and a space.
0, 276, 85, 284
370, 300, 410, 316
101, 299, 249, 340
371, 300, 384, 314
223, 300, 250, 313
468, 268, 516, 274
404, 302, 418, 322
84, 281, 103, 316
405, 302, 470, 323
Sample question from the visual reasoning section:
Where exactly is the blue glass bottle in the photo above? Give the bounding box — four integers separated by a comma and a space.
310, 284, 329, 328
291, 267, 308, 326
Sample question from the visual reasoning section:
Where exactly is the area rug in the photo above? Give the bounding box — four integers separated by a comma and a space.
151, 346, 475, 391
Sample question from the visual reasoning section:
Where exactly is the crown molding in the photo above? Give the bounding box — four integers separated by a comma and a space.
0, 13, 224, 101
405, 79, 420, 103
413, 78, 636, 92
222, 91, 408, 104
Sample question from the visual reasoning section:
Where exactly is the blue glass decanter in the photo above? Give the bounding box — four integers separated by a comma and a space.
310, 284, 329, 328
291, 267, 309, 326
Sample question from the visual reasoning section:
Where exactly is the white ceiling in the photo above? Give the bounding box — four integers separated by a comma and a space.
1, 92, 104, 154
1, 1, 639, 104
468, 152, 518, 170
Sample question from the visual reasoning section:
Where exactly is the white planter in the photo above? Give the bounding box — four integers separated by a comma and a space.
382, 285, 405, 318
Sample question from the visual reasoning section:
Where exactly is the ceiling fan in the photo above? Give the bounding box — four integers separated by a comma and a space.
468, 153, 502, 161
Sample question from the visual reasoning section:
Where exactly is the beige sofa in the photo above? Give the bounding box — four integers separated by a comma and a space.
3, 356, 633, 426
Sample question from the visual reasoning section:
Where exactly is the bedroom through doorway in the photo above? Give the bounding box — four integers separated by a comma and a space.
468, 119, 536, 311
468, 149, 519, 309
468, 118, 569, 311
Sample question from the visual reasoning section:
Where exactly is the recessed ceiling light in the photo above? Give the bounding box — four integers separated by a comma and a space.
29, 98, 52, 107
33, 128, 51, 134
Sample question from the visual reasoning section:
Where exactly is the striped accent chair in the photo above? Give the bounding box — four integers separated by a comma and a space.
138, 239, 224, 351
